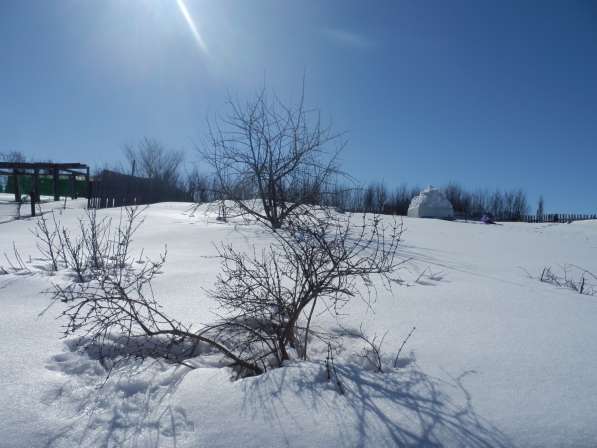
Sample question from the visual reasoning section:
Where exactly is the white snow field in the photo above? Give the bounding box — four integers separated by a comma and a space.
1, 201, 596, 448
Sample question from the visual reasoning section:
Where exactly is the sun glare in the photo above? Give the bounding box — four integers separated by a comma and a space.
176, 0, 208, 54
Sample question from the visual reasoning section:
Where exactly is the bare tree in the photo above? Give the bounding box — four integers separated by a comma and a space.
123, 138, 185, 189
512, 189, 529, 220
362, 184, 375, 213
443, 182, 472, 216
0, 150, 27, 162
185, 168, 215, 203
489, 190, 504, 217
536, 195, 544, 220
201, 86, 344, 229
388, 184, 416, 215
0, 152, 27, 194
469, 188, 489, 218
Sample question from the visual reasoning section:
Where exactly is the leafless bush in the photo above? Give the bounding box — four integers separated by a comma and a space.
79, 209, 112, 270
354, 325, 388, 373
32, 213, 59, 271
3, 242, 31, 275
539, 265, 596, 296
55, 225, 87, 282
341, 324, 415, 372
207, 210, 403, 370
32, 209, 112, 276
44, 206, 264, 376
44, 205, 403, 378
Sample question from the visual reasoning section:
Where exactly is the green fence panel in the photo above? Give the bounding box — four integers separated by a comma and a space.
4, 175, 87, 198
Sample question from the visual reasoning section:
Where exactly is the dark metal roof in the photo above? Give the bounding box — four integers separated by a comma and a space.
0, 162, 88, 170
0, 162, 89, 176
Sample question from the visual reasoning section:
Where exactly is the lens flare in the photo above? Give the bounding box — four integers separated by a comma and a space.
176, 0, 208, 54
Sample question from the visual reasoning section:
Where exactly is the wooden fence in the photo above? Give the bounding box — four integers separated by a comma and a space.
501, 213, 597, 223
89, 170, 191, 209
456, 213, 597, 223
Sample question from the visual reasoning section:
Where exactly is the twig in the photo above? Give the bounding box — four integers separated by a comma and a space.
393, 326, 416, 368
325, 343, 344, 394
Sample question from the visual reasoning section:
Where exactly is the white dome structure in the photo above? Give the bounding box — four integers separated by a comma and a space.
407, 186, 454, 219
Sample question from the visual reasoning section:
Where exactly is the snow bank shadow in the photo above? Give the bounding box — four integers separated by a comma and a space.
240, 362, 514, 448
43, 340, 196, 448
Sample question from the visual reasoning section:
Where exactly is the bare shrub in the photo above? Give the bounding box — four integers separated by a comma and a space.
539, 265, 596, 296
42, 205, 403, 378
3, 242, 31, 275
354, 325, 388, 373
32, 209, 112, 276
79, 209, 112, 270
340, 324, 415, 372
207, 210, 403, 369
45, 206, 264, 376
32, 213, 59, 271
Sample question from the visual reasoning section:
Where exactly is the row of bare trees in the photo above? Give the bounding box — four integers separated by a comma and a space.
321, 181, 531, 220
0, 150, 28, 163
184, 171, 532, 222
122, 138, 185, 192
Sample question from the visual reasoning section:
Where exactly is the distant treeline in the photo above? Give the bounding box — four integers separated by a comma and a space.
324, 181, 530, 220
187, 174, 532, 220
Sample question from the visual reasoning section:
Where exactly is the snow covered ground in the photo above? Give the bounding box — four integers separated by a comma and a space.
0, 193, 86, 224
1, 200, 596, 447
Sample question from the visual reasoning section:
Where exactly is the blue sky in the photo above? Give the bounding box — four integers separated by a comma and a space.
1, 0, 596, 212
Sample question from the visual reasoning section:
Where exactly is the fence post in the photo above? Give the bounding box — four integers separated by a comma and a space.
29, 191, 36, 217
13, 169, 20, 202
53, 168, 60, 201
70, 174, 76, 199
86, 167, 91, 209
33, 169, 40, 202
